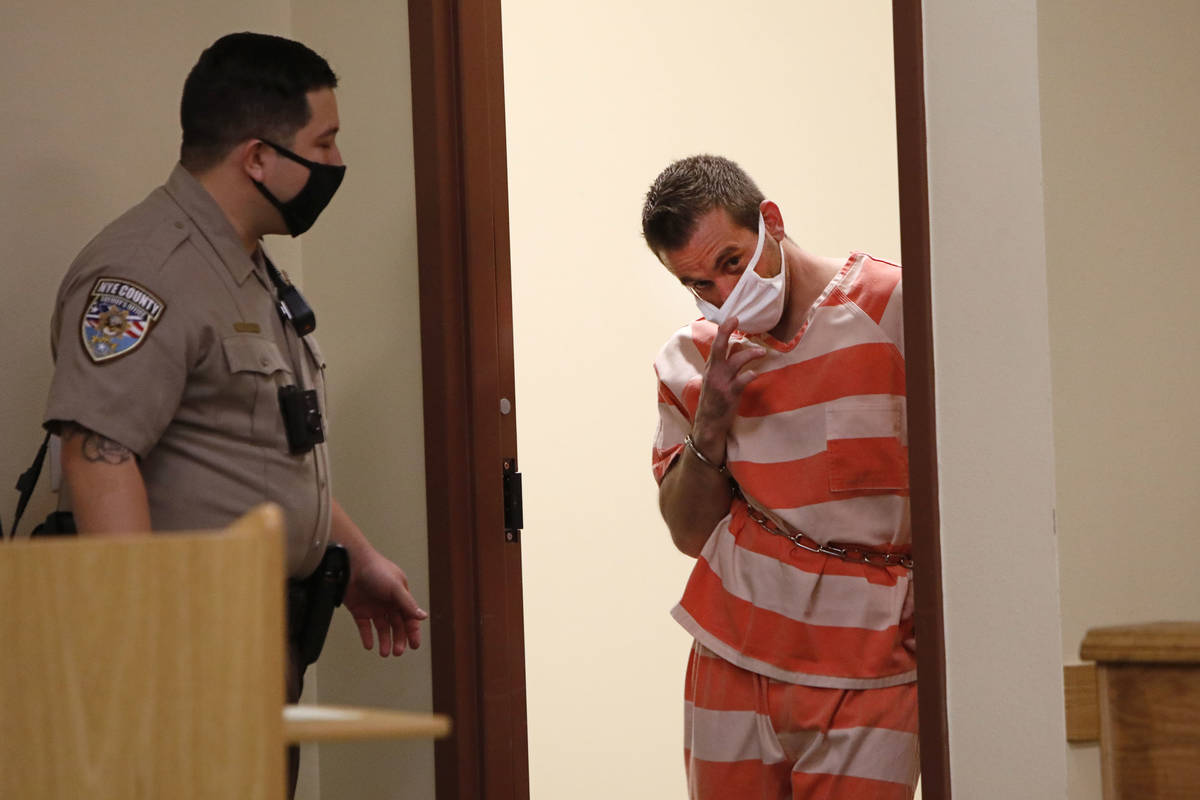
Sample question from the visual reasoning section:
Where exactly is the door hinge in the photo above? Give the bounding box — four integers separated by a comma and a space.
503, 458, 523, 542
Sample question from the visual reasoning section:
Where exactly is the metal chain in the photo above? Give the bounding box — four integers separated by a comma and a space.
738, 493, 914, 570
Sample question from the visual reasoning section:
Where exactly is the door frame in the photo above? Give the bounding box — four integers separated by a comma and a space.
408, 1, 948, 798
892, 2, 950, 797
408, 2, 527, 799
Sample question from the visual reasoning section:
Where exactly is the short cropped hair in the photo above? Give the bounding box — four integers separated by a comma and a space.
641, 154, 765, 255
180, 32, 338, 172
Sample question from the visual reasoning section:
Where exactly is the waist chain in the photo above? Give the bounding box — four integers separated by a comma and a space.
733, 486, 914, 570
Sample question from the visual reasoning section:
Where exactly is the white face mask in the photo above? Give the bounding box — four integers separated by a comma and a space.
694, 213, 787, 334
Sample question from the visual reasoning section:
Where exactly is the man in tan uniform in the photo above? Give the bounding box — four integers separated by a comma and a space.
43, 32, 425, 797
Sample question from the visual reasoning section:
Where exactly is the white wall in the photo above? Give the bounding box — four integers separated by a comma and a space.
1037, 2, 1200, 798
502, 2, 900, 797
922, 1, 1068, 796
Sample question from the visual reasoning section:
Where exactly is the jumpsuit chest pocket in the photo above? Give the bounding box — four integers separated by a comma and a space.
825, 396, 909, 492
221, 334, 294, 446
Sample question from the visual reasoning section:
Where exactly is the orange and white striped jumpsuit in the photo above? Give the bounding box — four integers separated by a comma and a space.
653, 253, 918, 800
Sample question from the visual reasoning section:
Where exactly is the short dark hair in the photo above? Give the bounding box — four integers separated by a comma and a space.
641, 154, 765, 255
180, 32, 338, 172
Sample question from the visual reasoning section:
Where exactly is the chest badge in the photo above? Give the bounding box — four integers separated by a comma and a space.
80, 278, 166, 363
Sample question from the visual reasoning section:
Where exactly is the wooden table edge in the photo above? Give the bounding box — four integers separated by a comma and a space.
284, 704, 452, 743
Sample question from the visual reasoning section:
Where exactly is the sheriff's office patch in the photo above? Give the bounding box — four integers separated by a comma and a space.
80, 278, 166, 363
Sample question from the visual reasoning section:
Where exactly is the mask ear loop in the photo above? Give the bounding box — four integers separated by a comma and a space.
744, 212, 768, 274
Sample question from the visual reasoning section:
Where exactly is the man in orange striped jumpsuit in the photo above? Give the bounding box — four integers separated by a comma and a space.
644, 155, 918, 799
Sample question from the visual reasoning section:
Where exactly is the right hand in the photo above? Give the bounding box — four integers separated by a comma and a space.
691, 316, 766, 460
342, 547, 428, 657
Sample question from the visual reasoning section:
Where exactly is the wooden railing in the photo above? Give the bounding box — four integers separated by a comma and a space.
1066, 622, 1200, 799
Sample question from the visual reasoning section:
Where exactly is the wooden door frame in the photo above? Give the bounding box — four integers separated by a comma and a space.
408, 2, 527, 799
892, 2, 951, 797
408, 1, 948, 798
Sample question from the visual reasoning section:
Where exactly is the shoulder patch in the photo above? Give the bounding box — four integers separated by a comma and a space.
80, 278, 167, 363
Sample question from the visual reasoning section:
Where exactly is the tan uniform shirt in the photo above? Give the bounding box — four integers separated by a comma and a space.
44, 164, 332, 577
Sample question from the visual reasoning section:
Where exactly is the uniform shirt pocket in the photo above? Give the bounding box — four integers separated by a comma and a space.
221, 334, 295, 447
825, 396, 909, 492
223, 334, 293, 378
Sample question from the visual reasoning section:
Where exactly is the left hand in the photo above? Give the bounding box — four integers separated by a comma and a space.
342, 550, 429, 657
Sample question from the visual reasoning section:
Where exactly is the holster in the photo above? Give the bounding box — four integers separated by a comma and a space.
32, 511, 77, 537
287, 544, 350, 667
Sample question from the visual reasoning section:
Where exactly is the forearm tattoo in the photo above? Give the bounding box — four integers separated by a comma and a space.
62, 422, 134, 465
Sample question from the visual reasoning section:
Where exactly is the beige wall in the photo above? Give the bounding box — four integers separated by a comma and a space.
1038, 2, 1200, 798
922, 0, 1069, 796
1, 5, 429, 799
290, 2, 434, 799
502, 2, 900, 797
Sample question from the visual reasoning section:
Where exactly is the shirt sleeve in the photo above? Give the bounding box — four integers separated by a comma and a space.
44, 265, 191, 459
652, 370, 690, 485
878, 275, 905, 359
844, 256, 905, 360
651, 325, 711, 485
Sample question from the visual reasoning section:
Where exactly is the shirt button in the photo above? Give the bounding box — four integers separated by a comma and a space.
259, 356, 269, 367
174, 221, 184, 229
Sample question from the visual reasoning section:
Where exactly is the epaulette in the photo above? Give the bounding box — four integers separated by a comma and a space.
127, 217, 191, 275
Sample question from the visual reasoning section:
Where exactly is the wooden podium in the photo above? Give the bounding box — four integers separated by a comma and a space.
1081, 622, 1200, 799
0, 504, 449, 799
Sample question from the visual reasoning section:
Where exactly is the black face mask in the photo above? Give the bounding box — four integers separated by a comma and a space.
253, 139, 346, 236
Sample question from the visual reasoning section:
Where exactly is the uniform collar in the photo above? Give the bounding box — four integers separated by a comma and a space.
163, 163, 259, 285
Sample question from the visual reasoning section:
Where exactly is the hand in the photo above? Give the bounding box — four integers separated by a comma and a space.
692, 316, 765, 459
342, 549, 429, 657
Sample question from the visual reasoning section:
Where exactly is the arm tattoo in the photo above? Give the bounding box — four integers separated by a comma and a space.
82, 434, 134, 465
61, 422, 135, 465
